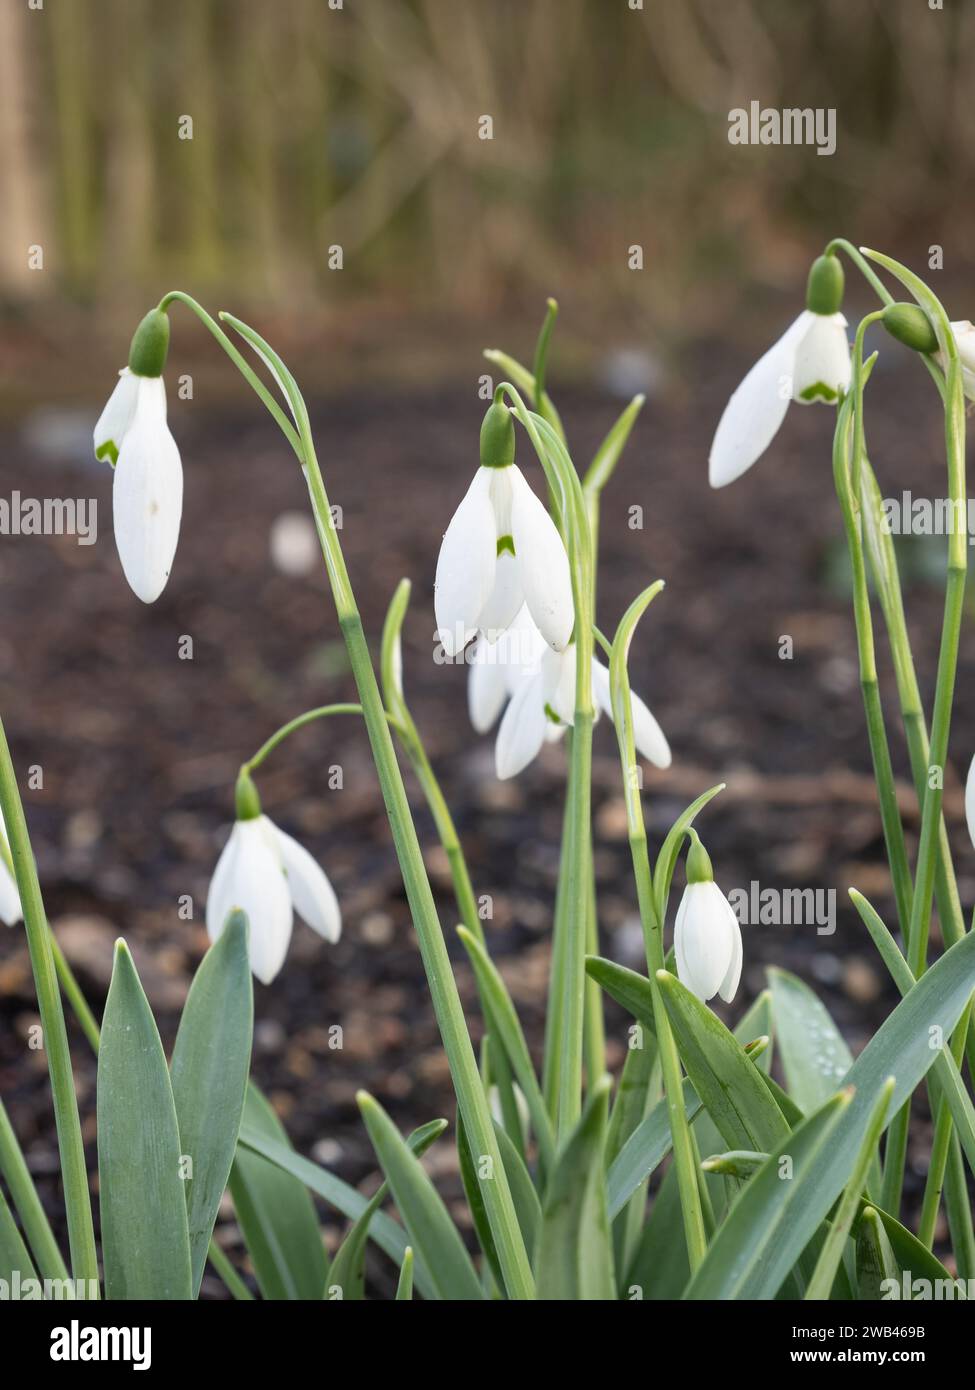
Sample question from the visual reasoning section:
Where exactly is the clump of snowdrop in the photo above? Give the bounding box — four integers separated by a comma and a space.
709, 254, 852, 488
673, 832, 742, 1004
206, 768, 340, 984
469, 605, 671, 779
93, 308, 183, 603
434, 401, 573, 657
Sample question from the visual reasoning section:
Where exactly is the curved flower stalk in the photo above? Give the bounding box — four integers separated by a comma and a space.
94, 310, 183, 603
468, 606, 670, 780
434, 401, 573, 656
709, 254, 851, 488
206, 769, 340, 985
673, 832, 742, 1004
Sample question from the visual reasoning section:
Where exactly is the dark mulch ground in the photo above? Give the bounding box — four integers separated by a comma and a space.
1, 322, 973, 1294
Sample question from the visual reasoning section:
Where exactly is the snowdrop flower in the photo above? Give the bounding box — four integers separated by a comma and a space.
206, 771, 340, 984
674, 832, 742, 1004
965, 755, 975, 850
93, 308, 183, 603
0, 822, 22, 927
435, 401, 573, 657
469, 606, 670, 780
882, 303, 975, 401
709, 255, 851, 489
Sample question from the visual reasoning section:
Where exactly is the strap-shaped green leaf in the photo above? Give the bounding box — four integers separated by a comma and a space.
229, 1083, 328, 1300
856, 1206, 899, 1300
357, 1092, 483, 1301
585, 956, 656, 1038
0, 1183, 37, 1286
327, 1119, 446, 1301
535, 1077, 615, 1300
170, 911, 253, 1295
237, 1120, 435, 1300
685, 1090, 852, 1299
657, 970, 789, 1153
690, 927, 975, 1297
97, 940, 192, 1300
395, 1247, 414, 1300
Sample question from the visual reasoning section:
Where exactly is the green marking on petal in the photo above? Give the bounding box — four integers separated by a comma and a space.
497, 534, 515, 557
543, 703, 564, 726
96, 440, 120, 467
799, 381, 839, 403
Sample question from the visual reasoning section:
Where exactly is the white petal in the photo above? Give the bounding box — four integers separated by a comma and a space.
271, 821, 341, 944
708, 312, 811, 488
468, 638, 511, 732
0, 851, 22, 925
718, 904, 743, 1003
93, 369, 140, 462
592, 663, 671, 768
543, 644, 576, 727
495, 670, 547, 778
966, 755, 975, 851
950, 322, 975, 373
434, 468, 497, 657
792, 312, 851, 404
206, 818, 293, 984
476, 549, 524, 642
673, 881, 734, 1002
507, 466, 573, 651
113, 378, 183, 603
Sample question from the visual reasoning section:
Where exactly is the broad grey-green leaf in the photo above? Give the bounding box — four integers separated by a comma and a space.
769, 967, 853, 1111
229, 1084, 327, 1300
535, 1076, 615, 1300
170, 911, 253, 1295
657, 970, 789, 1153
97, 941, 192, 1300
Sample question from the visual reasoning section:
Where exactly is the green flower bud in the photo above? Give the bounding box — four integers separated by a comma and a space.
234, 767, 262, 821
881, 302, 938, 355
480, 400, 515, 469
805, 255, 844, 317
127, 308, 171, 377
685, 829, 714, 885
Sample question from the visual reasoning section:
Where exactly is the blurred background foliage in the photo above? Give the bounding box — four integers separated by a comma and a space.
2, 0, 974, 357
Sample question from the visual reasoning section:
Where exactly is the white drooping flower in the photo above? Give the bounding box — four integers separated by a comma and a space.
206, 775, 341, 984
94, 309, 183, 604
0, 821, 23, 927
673, 835, 742, 1004
469, 606, 671, 780
435, 403, 573, 657
709, 255, 851, 489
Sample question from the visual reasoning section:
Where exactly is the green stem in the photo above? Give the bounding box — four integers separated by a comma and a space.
0, 1096, 69, 1283
243, 704, 364, 772
227, 337, 534, 1296
0, 719, 98, 1289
